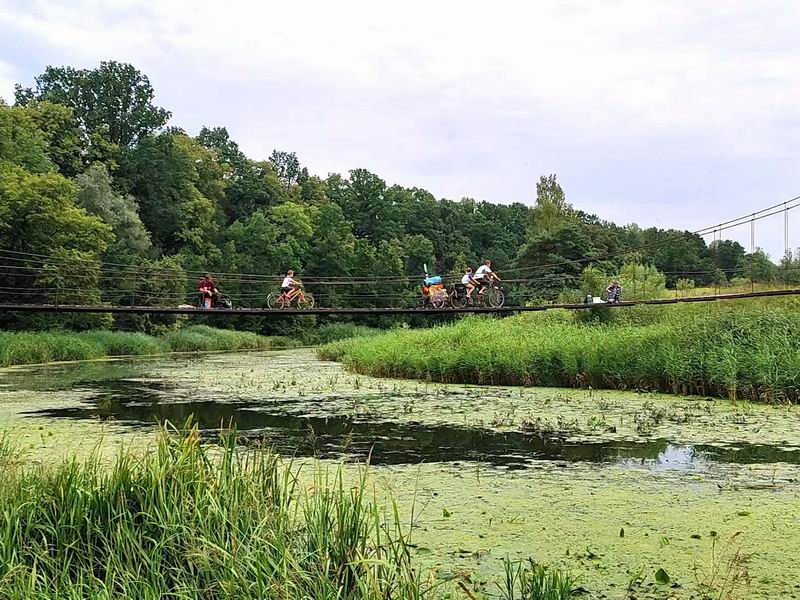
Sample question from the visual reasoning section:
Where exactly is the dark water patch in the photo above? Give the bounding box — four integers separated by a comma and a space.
27, 394, 800, 470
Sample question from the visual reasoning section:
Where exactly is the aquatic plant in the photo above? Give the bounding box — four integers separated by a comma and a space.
319, 301, 800, 403
0, 425, 429, 599
499, 558, 582, 600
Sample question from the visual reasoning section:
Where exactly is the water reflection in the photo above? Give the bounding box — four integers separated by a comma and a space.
27, 385, 800, 470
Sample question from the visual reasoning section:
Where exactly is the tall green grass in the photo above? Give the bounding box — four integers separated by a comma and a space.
319, 301, 800, 402
0, 326, 275, 367
160, 324, 271, 353
301, 322, 383, 346
0, 427, 425, 599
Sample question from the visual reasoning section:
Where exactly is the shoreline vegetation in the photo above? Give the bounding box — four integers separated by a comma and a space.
320, 299, 800, 403
0, 426, 579, 599
0, 323, 379, 368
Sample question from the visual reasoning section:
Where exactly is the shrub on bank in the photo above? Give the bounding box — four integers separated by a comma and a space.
320, 302, 800, 402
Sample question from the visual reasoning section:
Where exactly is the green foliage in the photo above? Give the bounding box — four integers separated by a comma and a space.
0, 427, 426, 598
320, 300, 800, 402
0, 326, 273, 367
618, 263, 667, 301
15, 60, 171, 165
23, 100, 84, 177
161, 324, 270, 352
76, 163, 152, 259
528, 174, 574, 236
300, 322, 383, 345
501, 558, 581, 600
0, 104, 53, 173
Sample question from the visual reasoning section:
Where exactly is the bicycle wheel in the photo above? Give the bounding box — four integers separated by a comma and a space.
266, 293, 276, 309
488, 288, 505, 308
450, 292, 466, 309
297, 294, 315, 309
431, 295, 446, 309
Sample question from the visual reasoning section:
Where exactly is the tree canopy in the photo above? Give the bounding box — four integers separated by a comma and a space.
0, 60, 778, 332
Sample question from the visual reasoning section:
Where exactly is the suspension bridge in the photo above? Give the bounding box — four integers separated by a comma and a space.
0, 288, 798, 317
1, 196, 798, 318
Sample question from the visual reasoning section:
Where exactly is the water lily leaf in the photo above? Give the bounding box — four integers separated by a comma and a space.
655, 568, 671, 584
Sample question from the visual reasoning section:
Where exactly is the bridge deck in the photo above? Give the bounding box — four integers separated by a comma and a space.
0, 288, 797, 316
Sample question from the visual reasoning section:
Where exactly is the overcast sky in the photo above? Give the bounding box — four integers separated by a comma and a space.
1, 0, 798, 258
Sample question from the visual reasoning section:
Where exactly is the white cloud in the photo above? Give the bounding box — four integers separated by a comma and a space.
2, 0, 799, 256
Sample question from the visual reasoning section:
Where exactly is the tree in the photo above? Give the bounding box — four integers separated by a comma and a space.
16, 61, 171, 165
121, 132, 223, 255
402, 234, 436, 276
742, 249, 775, 283
0, 164, 112, 328
76, 164, 152, 260
0, 104, 52, 173
529, 174, 574, 235
21, 101, 84, 177
270, 150, 305, 191
198, 128, 287, 220
305, 203, 355, 278
516, 222, 597, 298
709, 239, 746, 276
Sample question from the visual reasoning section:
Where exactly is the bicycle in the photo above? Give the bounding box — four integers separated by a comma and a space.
448, 283, 469, 308
473, 280, 505, 308
266, 285, 315, 309
197, 292, 233, 310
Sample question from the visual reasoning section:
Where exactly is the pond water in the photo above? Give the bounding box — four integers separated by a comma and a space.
2, 349, 799, 599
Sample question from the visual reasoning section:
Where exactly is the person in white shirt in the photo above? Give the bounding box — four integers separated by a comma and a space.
473, 259, 499, 297
281, 270, 300, 300
461, 267, 476, 300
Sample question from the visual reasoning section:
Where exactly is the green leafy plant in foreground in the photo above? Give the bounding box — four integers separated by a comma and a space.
0, 424, 426, 599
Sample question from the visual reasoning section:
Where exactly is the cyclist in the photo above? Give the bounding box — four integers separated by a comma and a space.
198, 274, 219, 309
474, 260, 499, 298
606, 280, 622, 303
461, 267, 476, 301
281, 270, 301, 302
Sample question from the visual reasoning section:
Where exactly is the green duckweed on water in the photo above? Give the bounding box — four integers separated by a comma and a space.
1, 349, 799, 598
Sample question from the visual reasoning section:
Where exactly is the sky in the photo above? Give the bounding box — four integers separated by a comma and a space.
1, 0, 798, 259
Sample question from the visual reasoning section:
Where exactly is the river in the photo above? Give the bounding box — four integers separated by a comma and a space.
1, 349, 799, 599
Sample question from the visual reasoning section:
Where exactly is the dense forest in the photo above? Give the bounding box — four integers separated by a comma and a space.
0, 61, 793, 332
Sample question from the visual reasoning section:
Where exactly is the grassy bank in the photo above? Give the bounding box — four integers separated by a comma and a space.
0, 325, 277, 367
0, 427, 578, 599
320, 300, 800, 402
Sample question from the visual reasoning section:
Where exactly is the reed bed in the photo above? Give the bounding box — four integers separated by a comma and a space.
0, 325, 274, 367
319, 301, 800, 402
0, 427, 428, 599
